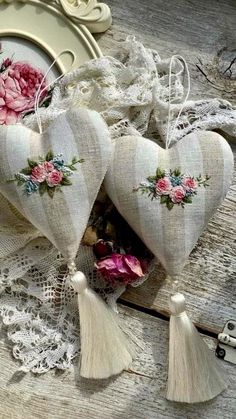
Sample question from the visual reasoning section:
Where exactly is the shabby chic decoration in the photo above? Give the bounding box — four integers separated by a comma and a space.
0, 38, 235, 388
104, 54, 234, 402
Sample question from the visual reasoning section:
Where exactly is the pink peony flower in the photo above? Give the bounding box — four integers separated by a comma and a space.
182, 177, 197, 192
31, 164, 47, 183
169, 186, 186, 203
156, 177, 172, 195
46, 170, 63, 187
0, 62, 47, 125
95, 253, 144, 284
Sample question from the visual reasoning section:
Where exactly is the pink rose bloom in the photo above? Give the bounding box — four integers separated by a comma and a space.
156, 177, 172, 195
43, 161, 54, 172
169, 186, 186, 203
95, 253, 144, 284
31, 164, 47, 183
46, 170, 63, 187
182, 177, 197, 192
0, 62, 47, 125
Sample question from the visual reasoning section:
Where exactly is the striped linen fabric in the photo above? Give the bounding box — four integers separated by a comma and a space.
104, 131, 234, 277
0, 109, 111, 261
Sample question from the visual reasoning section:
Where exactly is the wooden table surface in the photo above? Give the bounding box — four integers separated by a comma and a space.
1, 0, 236, 418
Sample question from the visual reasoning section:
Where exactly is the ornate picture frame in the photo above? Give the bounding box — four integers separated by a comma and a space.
0, 0, 112, 73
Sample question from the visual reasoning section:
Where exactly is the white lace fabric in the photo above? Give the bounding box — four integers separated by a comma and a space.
0, 38, 235, 373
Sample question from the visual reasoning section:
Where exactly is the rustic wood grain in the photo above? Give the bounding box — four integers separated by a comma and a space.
0, 306, 235, 419
97, 0, 236, 104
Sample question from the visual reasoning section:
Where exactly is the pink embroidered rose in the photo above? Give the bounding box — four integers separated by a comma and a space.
182, 177, 197, 192
156, 177, 172, 195
31, 164, 47, 183
95, 253, 144, 284
169, 186, 186, 203
46, 170, 63, 187
0, 62, 47, 125
43, 161, 54, 172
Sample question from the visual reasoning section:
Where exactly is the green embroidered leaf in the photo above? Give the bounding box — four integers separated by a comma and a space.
46, 150, 54, 162
67, 164, 77, 171
6, 178, 16, 184
27, 159, 38, 168
61, 177, 72, 186
156, 168, 165, 179
21, 167, 32, 175
147, 175, 157, 182
39, 183, 47, 196
173, 168, 181, 177
72, 157, 84, 165
166, 200, 174, 210
184, 196, 192, 204
47, 187, 55, 199
160, 195, 168, 204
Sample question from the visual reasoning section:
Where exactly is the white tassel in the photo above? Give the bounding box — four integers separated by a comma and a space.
167, 293, 227, 403
71, 271, 132, 379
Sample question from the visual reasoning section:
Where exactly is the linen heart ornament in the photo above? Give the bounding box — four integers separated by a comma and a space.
104, 130, 234, 402
0, 108, 132, 379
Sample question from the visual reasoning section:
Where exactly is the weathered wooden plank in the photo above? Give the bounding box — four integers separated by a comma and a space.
0, 306, 235, 419
96, 0, 236, 334
97, 0, 236, 104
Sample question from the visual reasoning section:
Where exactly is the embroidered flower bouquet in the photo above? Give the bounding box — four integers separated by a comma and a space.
13, 151, 84, 197
134, 167, 210, 210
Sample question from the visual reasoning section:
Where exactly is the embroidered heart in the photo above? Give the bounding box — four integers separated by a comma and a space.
0, 109, 111, 261
104, 131, 234, 277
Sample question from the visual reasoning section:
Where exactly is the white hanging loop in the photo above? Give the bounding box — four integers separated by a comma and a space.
165, 55, 191, 149
34, 50, 76, 134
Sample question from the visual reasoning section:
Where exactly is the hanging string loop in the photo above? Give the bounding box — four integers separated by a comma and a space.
34, 50, 76, 134
165, 55, 191, 149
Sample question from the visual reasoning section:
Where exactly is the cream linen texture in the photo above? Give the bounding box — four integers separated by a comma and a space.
0, 109, 111, 261
105, 131, 234, 277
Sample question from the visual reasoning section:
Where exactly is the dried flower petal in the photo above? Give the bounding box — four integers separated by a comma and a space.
95, 253, 144, 285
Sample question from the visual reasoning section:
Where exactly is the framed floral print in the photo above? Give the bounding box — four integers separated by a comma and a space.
0, 0, 111, 124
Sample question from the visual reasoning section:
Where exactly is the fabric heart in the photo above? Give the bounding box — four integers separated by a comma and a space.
0, 109, 111, 261
104, 131, 234, 277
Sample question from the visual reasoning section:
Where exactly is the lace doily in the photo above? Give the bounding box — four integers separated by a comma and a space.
1, 38, 235, 373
